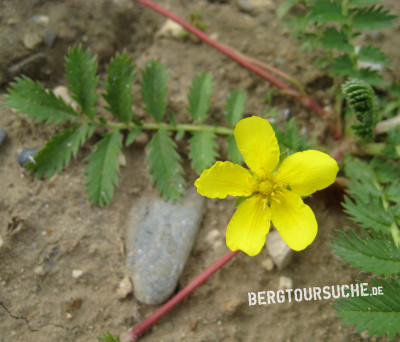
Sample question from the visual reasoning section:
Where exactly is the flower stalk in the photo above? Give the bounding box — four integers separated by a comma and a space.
121, 250, 240, 342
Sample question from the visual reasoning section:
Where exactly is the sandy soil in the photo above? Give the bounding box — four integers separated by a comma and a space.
1, 0, 399, 341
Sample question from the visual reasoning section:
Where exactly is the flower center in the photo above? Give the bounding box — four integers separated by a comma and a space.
258, 179, 274, 197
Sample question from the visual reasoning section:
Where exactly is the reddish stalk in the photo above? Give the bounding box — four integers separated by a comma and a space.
121, 250, 240, 342
134, 0, 341, 139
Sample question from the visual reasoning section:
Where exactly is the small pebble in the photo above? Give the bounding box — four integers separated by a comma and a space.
72, 269, 83, 279
34, 265, 46, 276
156, 19, 184, 39
118, 153, 127, 167
236, 0, 255, 14
278, 276, 293, 290
17, 149, 38, 167
205, 229, 223, 249
31, 14, 50, 25
0, 234, 4, 249
261, 257, 274, 271
23, 32, 43, 50
117, 276, 133, 299
0, 128, 7, 147
266, 230, 293, 270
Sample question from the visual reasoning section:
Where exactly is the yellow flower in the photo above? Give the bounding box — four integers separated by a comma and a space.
194, 116, 339, 256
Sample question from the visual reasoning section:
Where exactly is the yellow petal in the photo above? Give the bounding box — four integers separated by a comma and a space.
234, 116, 280, 179
194, 161, 257, 199
271, 191, 317, 251
275, 150, 339, 196
226, 195, 271, 256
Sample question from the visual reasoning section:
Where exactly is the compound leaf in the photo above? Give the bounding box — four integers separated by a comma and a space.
187, 72, 213, 122
6, 77, 79, 124
358, 45, 390, 67
330, 229, 400, 278
66, 46, 99, 119
334, 278, 400, 340
141, 60, 169, 122
225, 89, 246, 127
330, 55, 357, 77
146, 129, 185, 201
103, 52, 136, 123
84, 130, 122, 206
320, 27, 352, 52
189, 131, 218, 174
309, 0, 347, 24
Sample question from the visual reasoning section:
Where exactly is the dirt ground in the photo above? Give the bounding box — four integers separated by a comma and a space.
0, 1, 399, 341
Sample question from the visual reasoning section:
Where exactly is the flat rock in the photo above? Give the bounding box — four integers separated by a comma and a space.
266, 230, 293, 270
126, 187, 204, 305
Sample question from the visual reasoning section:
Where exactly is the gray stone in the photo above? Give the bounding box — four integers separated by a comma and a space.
266, 230, 293, 270
0, 128, 7, 147
236, 0, 255, 14
126, 187, 204, 305
17, 148, 38, 167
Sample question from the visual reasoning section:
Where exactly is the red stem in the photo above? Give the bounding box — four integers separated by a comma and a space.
122, 250, 240, 341
134, 0, 341, 139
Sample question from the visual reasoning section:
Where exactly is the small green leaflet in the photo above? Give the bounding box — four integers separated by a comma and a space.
358, 45, 390, 66
277, 0, 300, 19
189, 131, 218, 174
330, 55, 357, 77
309, 0, 347, 24
352, 5, 397, 31
66, 46, 99, 119
146, 129, 185, 201
125, 128, 141, 147
334, 278, 400, 340
225, 89, 246, 127
330, 229, 400, 278
187, 72, 213, 122
84, 130, 122, 207
320, 27, 351, 52
6, 77, 79, 124
27, 124, 94, 178
141, 60, 169, 122
226, 135, 242, 164
103, 52, 136, 123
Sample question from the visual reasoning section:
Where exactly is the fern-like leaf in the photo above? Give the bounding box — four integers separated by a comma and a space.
334, 278, 400, 340
189, 131, 218, 173
330, 55, 357, 77
103, 52, 136, 123
358, 45, 390, 67
66, 46, 99, 119
225, 89, 246, 127
27, 123, 94, 178
84, 130, 122, 206
141, 60, 169, 122
226, 135, 243, 164
309, 0, 347, 24
6, 77, 79, 124
187, 72, 213, 123
320, 27, 352, 52
330, 229, 400, 278
352, 5, 397, 31
146, 129, 185, 201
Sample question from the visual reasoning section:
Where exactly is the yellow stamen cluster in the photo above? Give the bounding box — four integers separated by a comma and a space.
256, 177, 288, 205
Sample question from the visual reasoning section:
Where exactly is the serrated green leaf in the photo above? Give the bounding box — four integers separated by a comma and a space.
146, 129, 185, 201
189, 131, 218, 174
225, 89, 246, 127
84, 130, 122, 206
277, 0, 301, 18
352, 5, 397, 31
66, 46, 99, 119
125, 128, 141, 147
356, 68, 385, 87
103, 52, 136, 123
334, 279, 400, 340
6, 77, 80, 124
349, 0, 381, 5
330, 55, 357, 77
309, 0, 347, 24
141, 60, 169, 122
187, 72, 213, 122
330, 229, 400, 278
226, 135, 243, 164
27, 124, 93, 178
320, 27, 352, 52
358, 45, 390, 67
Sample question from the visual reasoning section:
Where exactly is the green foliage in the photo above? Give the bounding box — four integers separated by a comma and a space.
141, 60, 169, 122
334, 279, 400, 340
189, 131, 218, 174
103, 52, 136, 123
66, 46, 99, 119
330, 229, 400, 278
5, 77, 79, 124
279, 0, 396, 86
342, 78, 377, 142
84, 130, 122, 207
273, 117, 310, 154
97, 331, 121, 342
146, 129, 186, 201
226, 135, 243, 164
187, 72, 213, 122
225, 89, 246, 127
